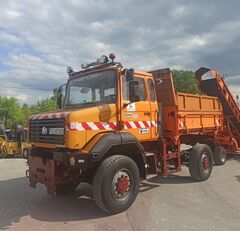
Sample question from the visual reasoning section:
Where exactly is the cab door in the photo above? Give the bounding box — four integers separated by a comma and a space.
121, 75, 151, 141
147, 78, 158, 140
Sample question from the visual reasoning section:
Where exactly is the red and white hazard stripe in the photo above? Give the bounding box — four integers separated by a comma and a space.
66, 121, 117, 131
124, 120, 156, 129
30, 112, 70, 120
66, 120, 157, 131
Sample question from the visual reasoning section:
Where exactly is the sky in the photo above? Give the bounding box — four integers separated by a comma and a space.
0, 0, 239, 104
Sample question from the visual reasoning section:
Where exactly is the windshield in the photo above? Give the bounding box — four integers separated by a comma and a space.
65, 70, 117, 108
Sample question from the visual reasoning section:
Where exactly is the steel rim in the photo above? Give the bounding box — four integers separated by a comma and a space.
111, 169, 131, 201
201, 152, 210, 174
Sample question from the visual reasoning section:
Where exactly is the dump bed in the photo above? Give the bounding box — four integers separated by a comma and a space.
177, 92, 222, 133
149, 68, 223, 142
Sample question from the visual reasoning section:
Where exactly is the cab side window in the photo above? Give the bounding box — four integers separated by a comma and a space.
135, 78, 146, 101
147, 79, 156, 101
122, 76, 146, 101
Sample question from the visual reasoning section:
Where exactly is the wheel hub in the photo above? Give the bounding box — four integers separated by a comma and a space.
203, 157, 209, 169
112, 170, 131, 201
201, 153, 209, 171
117, 176, 129, 193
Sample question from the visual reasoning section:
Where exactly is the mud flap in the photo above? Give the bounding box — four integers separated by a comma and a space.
28, 156, 56, 195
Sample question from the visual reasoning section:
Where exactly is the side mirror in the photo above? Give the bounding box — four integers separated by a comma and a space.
129, 80, 140, 103
126, 69, 134, 81
57, 84, 66, 109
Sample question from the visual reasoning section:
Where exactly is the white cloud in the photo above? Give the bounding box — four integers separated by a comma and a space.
0, 0, 240, 104
6, 10, 22, 18
6, 89, 28, 101
170, 5, 188, 18
0, 31, 23, 45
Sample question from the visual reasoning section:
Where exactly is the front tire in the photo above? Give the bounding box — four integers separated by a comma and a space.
93, 155, 139, 214
189, 144, 213, 181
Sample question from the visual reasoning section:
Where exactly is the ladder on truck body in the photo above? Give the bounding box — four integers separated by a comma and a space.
195, 67, 240, 152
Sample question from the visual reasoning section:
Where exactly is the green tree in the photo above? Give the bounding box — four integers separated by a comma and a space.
34, 89, 58, 113
21, 103, 33, 127
0, 97, 25, 128
172, 70, 200, 94
35, 97, 57, 113
26, 89, 58, 116
0, 89, 58, 129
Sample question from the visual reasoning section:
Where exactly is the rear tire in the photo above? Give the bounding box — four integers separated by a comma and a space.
213, 146, 227, 165
189, 144, 213, 181
93, 155, 139, 214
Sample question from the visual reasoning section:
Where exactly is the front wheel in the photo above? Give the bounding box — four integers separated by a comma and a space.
189, 144, 213, 182
93, 155, 140, 214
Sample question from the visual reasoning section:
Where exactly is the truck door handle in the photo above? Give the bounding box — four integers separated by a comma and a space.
144, 112, 151, 116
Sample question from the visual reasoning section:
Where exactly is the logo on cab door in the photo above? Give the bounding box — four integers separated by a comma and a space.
126, 103, 136, 112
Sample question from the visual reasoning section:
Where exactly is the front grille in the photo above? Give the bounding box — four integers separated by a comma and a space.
29, 119, 65, 145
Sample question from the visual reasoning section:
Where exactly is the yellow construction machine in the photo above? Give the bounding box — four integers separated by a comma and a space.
0, 128, 30, 158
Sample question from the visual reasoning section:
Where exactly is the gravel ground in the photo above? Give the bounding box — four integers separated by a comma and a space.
0, 154, 239, 231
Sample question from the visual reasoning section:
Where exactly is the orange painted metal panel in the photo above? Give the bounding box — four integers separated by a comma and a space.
177, 93, 223, 133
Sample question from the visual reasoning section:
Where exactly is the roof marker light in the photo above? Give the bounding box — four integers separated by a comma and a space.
80, 53, 117, 69
100, 55, 109, 63
109, 53, 116, 62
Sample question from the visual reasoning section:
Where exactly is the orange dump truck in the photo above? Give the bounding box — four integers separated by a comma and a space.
27, 54, 239, 214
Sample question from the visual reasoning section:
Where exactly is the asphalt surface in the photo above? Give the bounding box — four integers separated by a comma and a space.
0, 155, 239, 231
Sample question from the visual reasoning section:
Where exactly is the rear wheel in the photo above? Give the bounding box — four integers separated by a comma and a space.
189, 144, 213, 181
93, 155, 139, 214
213, 146, 227, 165
0, 146, 7, 158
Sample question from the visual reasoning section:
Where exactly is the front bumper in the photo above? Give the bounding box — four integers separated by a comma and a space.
28, 155, 56, 195
27, 149, 91, 195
